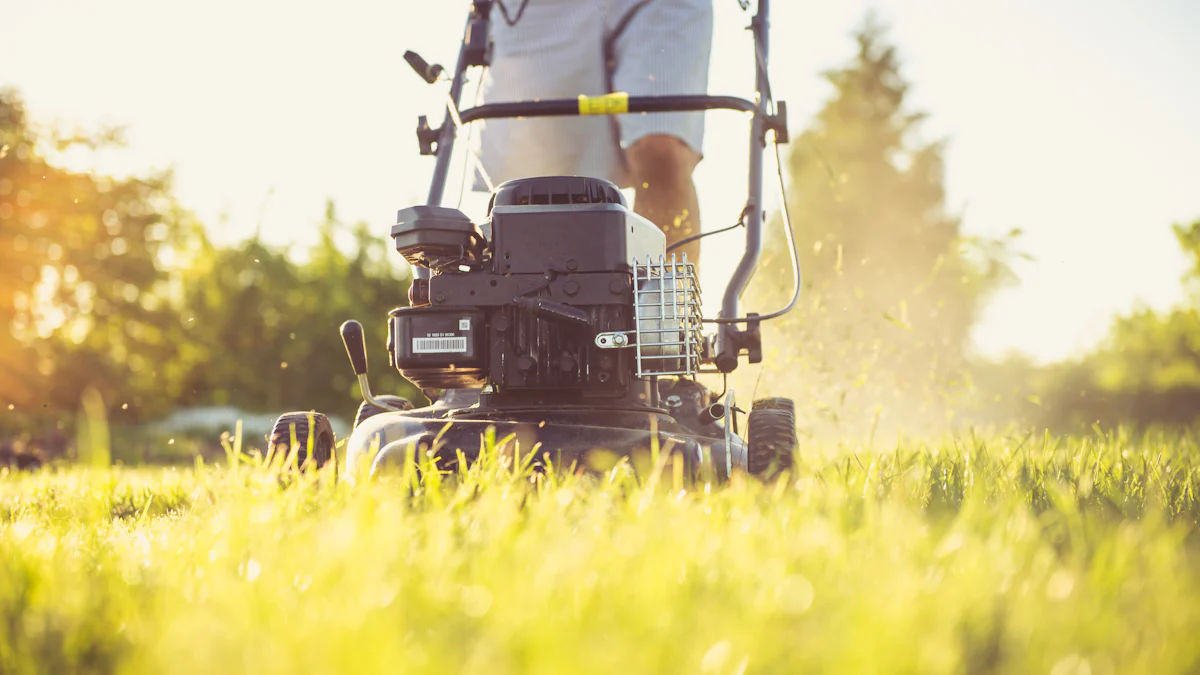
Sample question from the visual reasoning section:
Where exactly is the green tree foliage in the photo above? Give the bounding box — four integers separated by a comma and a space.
1, 88, 415, 443
748, 21, 1014, 432
1037, 219, 1200, 428
0, 87, 187, 428
169, 204, 418, 416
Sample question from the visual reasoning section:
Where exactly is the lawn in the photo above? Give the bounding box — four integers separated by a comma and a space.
1, 429, 1199, 674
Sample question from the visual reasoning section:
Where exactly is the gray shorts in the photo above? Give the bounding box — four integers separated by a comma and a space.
474, 0, 714, 190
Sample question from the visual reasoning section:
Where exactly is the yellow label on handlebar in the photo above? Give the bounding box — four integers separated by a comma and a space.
578, 92, 630, 115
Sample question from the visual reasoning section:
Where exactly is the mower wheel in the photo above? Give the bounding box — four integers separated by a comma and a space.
752, 397, 796, 416
354, 395, 414, 429
268, 412, 336, 470
746, 408, 797, 477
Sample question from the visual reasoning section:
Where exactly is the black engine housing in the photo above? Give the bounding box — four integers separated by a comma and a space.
388, 177, 665, 398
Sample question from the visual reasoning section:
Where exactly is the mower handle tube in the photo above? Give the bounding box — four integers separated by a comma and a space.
715, 0, 771, 373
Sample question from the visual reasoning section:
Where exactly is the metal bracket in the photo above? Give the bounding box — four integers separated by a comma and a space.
766, 101, 789, 144
742, 313, 763, 364
715, 313, 763, 372
417, 115, 441, 156
595, 332, 632, 348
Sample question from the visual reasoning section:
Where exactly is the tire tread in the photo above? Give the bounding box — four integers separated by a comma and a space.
268, 412, 336, 470
746, 404, 797, 477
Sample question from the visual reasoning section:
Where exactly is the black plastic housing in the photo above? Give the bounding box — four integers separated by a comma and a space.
489, 176, 626, 210
492, 204, 645, 275
391, 306, 487, 388
391, 205, 481, 269
390, 177, 665, 397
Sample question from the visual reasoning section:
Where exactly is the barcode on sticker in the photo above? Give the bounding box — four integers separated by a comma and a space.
413, 337, 468, 353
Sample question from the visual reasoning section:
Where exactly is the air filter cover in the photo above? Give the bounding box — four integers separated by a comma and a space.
390, 205, 480, 269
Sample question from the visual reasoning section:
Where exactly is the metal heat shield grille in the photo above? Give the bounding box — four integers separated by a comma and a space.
631, 254, 704, 377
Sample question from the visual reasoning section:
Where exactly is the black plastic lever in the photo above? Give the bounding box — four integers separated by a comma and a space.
416, 116, 441, 156
404, 50, 444, 84
340, 320, 369, 375
715, 313, 762, 373
514, 297, 593, 329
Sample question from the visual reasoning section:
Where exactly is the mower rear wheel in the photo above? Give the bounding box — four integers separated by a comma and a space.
268, 412, 336, 470
354, 395, 414, 429
746, 407, 797, 477
752, 397, 796, 416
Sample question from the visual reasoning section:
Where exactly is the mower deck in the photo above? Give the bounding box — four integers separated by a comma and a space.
345, 388, 744, 480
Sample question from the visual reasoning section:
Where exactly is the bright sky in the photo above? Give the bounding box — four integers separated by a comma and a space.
5, 0, 1199, 363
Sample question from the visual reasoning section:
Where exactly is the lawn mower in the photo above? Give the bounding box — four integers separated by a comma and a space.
268, 0, 802, 481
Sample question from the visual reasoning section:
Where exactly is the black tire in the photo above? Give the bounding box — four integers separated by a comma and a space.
353, 395, 414, 429
746, 408, 797, 477
268, 412, 336, 470
752, 397, 796, 416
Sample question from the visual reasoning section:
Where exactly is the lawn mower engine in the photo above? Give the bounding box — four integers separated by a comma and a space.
392, 176, 696, 403
343, 176, 743, 478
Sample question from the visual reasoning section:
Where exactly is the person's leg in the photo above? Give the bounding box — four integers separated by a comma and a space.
626, 133, 702, 264
607, 0, 713, 268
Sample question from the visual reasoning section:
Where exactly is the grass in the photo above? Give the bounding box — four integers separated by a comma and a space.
2, 428, 1200, 674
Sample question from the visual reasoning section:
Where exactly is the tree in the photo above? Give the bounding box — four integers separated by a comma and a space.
0, 87, 188, 431
170, 203, 418, 418
1034, 218, 1200, 429
747, 20, 1014, 433
2, 86, 416, 450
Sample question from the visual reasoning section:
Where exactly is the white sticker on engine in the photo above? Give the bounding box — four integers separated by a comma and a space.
459, 318, 471, 330
412, 337, 468, 353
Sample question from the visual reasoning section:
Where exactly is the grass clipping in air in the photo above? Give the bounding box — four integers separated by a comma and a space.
2, 430, 1200, 673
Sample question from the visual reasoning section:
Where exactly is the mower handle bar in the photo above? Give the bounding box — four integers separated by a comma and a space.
455, 95, 756, 125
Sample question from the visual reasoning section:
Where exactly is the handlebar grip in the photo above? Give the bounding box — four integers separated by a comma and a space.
340, 320, 369, 376
404, 50, 443, 84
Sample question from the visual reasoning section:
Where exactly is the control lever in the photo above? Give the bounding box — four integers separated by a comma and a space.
514, 297, 593, 329
340, 320, 409, 412
404, 50, 444, 84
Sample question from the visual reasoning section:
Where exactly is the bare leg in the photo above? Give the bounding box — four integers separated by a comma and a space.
626, 134, 702, 268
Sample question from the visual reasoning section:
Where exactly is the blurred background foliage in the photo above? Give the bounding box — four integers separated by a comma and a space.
0, 87, 415, 460
2, 20, 1200, 463
745, 22, 1199, 436
1018, 219, 1200, 431
747, 22, 1020, 434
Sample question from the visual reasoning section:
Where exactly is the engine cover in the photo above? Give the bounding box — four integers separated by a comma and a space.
491, 203, 663, 275
391, 176, 667, 397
